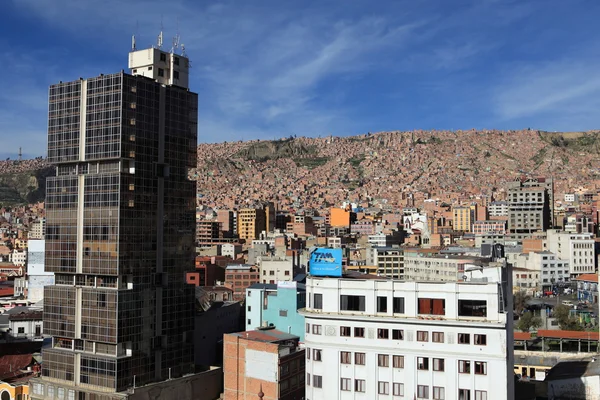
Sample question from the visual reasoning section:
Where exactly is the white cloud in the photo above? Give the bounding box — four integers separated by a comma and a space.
493, 59, 600, 121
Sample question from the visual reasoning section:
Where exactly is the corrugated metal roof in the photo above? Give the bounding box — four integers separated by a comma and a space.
537, 330, 599, 340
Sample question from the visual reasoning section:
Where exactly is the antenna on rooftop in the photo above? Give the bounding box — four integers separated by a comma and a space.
18, 147, 22, 162
131, 35, 136, 51
181, 43, 186, 57
171, 17, 181, 54
157, 17, 164, 49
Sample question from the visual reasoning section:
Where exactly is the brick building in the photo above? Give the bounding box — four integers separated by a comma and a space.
223, 329, 305, 400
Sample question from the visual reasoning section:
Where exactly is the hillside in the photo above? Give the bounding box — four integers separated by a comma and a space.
3, 129, 600, 209
195, 129, 600, 210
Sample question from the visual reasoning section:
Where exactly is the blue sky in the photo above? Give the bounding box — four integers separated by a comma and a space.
1, 0, 600, 159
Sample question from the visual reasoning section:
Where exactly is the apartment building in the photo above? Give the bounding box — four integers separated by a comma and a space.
488, 202, 508, 218
196, 220, 222, 243
452, 206, 474, 232
366, 247, 404, 279
225, 264, 261, 301
472, 221, 506, 235
545, 230, 595, 277
516, 251, 570, 292
302, 275, 514, 400
402, 251, 491, 282
238, 208, 267, 241
507, 178, 552, 234
258, 256, 295, 283
28, 218, 46, 240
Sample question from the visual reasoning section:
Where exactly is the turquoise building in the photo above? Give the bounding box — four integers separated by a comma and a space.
245, 282, 306, 341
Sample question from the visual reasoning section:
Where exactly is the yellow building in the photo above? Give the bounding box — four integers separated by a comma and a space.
452, 206, 474, 232
0, 381, 30, 400
237, 208, 266, 241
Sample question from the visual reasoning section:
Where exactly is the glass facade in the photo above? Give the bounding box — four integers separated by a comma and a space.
39, 71, 197, 398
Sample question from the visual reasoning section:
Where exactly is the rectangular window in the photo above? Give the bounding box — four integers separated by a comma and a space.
354, 327, 365, 338
378, 354, 389, 367
312, 325, 322, 335
340, 295, 366, 311
377, 296, 388, 312
475, 390, 487, 400
417, 357, 429, 370
313, 375, 322, 388
355, 379, 366, 392
459, 389, 471, 400
160, 53, 167, 61
433, 386, 445, 400
306, 323, 310, 333
158, 68, 164, 77
418, 298, 445, 315
378, 381, 390, 395
417, 331, 429, 342
433, 358, 445, 371
18, 327, 25, 334
341, 378, 351, 391
174, 70, 180, 80
378, 328, 389, 339
474, 334, 487, 345
458, 333, 470, 344
458, 299, 487, 317
313, 293, 323, 309
393, 297, 405, 313
392, 329, 404, 340
174, 57, 180, 65
393, 382, 405, 396
313, 349, 322, 361
418, 385, 429, 399
474, 361, 487, 375
432, 332, 444, 343
340, 351, 351, 364
355, 352, 366, 365
393, 355, 404, 368
458, 360, 471, 374
306, 348, 310, 360
340, 326, 351, 337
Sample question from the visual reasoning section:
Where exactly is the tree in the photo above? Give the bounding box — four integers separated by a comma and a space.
514, 291, 531, 315
517, 311, 542, 332
553, 304, 584, 331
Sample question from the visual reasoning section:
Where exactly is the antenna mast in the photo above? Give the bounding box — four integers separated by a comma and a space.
18, 147, 22, 162
131, 35, 136, 51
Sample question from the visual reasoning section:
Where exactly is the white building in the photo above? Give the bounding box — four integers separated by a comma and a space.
29, 218, 46, 240
368, 233, 387, 248
27, 240, 54, 303
221, 243, 242, 259
10, 249, 27, 267
258, 256, 294, 282
545, 230, 595, 277
488, 201, 509, 217
302, 275, 514, 400
327, 237, 342, 249
563, 194, 576, 203
515, 251, 569, 293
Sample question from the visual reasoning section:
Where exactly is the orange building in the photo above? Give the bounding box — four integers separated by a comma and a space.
329, 207, 356, 228
224, 329, 305, 400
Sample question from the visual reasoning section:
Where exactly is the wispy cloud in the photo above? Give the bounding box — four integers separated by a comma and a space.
492, 57, 600, 123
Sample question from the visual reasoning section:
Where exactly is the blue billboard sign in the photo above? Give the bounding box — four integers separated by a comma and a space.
309, 248, 343, 277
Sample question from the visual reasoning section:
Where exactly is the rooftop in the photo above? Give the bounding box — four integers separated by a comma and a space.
230, 329, 299, 343
574, 273, 598, 283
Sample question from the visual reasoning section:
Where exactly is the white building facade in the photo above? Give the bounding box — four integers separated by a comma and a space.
302, 276, 514, 400
545, 230, 595, 277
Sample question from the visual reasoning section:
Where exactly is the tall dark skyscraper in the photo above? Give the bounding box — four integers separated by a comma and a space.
31, 41, 198, 399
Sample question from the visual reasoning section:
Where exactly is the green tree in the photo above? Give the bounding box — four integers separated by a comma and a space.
517, 311, 542, 332
513, 291, 531, 315
553, 304, 584, 331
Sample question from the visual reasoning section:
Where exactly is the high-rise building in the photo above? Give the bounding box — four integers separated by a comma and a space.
452, 205, 474, 232
507, 177, 553, 235
31, 42, 197, 398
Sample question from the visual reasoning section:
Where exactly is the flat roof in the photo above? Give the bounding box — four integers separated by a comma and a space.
230, 329, 299, 343
537, 330, 599, 341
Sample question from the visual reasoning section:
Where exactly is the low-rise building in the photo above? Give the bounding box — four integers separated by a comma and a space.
472, 220, 506, 235
301, 274, 514, 400
245, 281, 306, 341
225, 264, 261, 301
574, 273, 599, 304
223, 329, 305, 400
